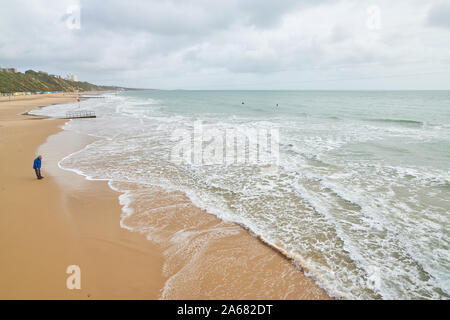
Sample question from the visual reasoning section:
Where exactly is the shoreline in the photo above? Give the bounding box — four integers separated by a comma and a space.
0, 93, 331, 299
0, 93, 165, 299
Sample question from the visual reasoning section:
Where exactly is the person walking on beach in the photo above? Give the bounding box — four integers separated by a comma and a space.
33, 155, 44, 180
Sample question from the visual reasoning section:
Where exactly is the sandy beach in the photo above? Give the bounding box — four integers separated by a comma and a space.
0, 94, 331, 300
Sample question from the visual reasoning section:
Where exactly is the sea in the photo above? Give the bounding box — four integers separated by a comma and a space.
31, 90, 450, 299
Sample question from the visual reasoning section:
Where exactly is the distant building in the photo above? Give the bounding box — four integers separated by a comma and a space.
66, 74, 78, 81
0, 66, 17, 73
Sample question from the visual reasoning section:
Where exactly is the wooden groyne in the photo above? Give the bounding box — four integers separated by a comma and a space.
63, 110, 96, 119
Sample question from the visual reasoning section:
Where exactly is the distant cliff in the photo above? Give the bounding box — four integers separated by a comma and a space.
0, 70, 121, 93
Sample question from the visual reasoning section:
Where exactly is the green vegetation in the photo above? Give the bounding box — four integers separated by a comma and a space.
0, 70, 120, 93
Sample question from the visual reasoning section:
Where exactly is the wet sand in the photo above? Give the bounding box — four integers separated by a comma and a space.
0, 93, 331, 299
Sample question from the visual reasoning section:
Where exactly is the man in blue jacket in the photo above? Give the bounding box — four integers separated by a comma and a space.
33, 155, 43, 180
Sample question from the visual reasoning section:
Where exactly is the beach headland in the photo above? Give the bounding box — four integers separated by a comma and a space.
0, 93, 331, 299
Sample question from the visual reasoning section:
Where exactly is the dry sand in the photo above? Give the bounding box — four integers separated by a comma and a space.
0, 93, 331, 299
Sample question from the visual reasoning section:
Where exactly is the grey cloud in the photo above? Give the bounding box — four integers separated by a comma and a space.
80, 0, 329, 36
81, 0, 229, 36
427, 1, 450, 28
1, 0, 449, 89
237, 0, 331, 28
330, 25, 351, 43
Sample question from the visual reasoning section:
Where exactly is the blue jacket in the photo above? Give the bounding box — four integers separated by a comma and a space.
33, 157, 41, 169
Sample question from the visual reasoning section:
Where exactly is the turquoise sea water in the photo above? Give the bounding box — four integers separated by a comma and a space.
32, 90, 450, 299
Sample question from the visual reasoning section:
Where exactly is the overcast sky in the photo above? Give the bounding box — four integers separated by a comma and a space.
1, 0, 450, 89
